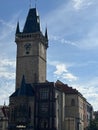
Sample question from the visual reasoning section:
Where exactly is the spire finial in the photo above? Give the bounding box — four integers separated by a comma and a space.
29, 0, 32, 8
45, 25, 48, 41
35, 0, 37, 8
16, 21, 20, 34
4, 101, 6, 106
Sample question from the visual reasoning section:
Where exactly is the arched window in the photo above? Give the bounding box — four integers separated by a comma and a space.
29, 106, 31, 119
40, 119, 48, 128
71, 99, 75, 106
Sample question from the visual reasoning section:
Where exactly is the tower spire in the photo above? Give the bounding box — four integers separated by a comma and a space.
45, 26, 48, 41
23, 8, 40, 33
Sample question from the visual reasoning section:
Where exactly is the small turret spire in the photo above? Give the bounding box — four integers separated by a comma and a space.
45, 26, 48, 48
4, 101, 6, 106
16, 21, 20, 34
45, 26, 48, 41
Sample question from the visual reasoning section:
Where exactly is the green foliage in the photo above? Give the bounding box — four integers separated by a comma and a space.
87, 120, 98, 130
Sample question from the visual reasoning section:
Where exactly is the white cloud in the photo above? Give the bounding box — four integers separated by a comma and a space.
0, 79, 15, 105
0, 19, 15, 41
0, 58, 16, 105
52, 62, 78, 82
72, 77, 98, 110
0, 10, 22, 43
0, 59, 16, 68
50, 35, 78, 47
0, 72, 15, 80
62, 73, 77, 81
0, 58, 16, 80
54, 64, 68, 75
72, 0, 93, 10
49, 26, 98, 50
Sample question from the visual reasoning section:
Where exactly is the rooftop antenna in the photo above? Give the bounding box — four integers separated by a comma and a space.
35, 0, 37, 8
29, 0, 32, 8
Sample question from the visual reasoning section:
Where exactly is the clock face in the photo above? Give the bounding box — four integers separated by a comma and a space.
24, 43, 31, 54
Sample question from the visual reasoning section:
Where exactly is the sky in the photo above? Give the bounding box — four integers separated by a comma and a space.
0, 0, 98, 110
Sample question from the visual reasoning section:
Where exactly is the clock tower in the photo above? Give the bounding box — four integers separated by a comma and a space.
9, 7, 65, 130
15, 8, 48, 89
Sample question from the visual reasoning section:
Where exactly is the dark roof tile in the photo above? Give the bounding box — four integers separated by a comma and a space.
23, 8, 40, 33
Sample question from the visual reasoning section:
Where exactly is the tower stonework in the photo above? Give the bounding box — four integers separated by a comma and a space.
15, 8, 48, 89
8, 8, 49, 130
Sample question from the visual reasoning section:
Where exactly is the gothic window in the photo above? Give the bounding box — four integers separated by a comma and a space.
29, 106, 31, 119
34, 73, 37, 82
40, 87, 49, 100
16, 105, 28, 123
14, 107, 17, 121
57, 95, 59, 104
40, 119, 48, 128
71, 99, 75, 106
11, 109, 14, 121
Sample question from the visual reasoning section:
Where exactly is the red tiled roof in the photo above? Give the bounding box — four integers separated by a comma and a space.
55, 80, 79, 94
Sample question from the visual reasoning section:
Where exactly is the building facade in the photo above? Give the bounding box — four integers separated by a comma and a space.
8, 6, 93, 130
55, 80, 93, 130
34, 82, 65, 130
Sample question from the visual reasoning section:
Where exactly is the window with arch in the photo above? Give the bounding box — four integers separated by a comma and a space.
40, 119, 48, 128
71, 99, 75, 106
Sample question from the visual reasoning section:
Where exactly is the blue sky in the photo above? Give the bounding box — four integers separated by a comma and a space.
0, 0, 98, 110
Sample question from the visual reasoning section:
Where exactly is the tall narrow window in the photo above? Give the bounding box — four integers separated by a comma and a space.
71, 99, 75, 106
34, 73, 37, 82
40, 87, 49, 100
29, 106, 31, 119
40, 119, 48, 128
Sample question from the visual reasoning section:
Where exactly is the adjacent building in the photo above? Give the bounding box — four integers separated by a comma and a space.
0, 105, 8, 130
8, 6, 93, 130
55, 80, 93, 130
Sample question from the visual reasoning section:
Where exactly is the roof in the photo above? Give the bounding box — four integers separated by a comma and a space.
23, 8, 40, 33
55, 80, 81, 95
10, 76, 34, 97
